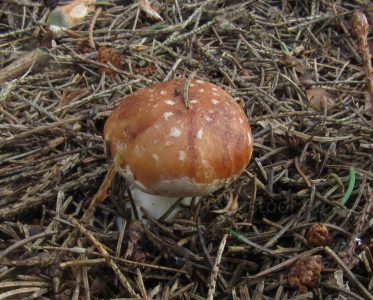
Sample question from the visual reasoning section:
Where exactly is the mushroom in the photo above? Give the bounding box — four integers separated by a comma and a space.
47, 0, 95, 31
87, 78, 253, 221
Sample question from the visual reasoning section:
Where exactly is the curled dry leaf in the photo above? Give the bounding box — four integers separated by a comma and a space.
257, 120, 284, 135
125, 220, 145, 261
75, 39, 94, 53
306, 88, 335, 112
351, 11, 373, 116
59, 88, 90, 108
351, 10, 369, 38
212, 193, 239, 215
283, 53, 307, 74
139, 0, 164, 22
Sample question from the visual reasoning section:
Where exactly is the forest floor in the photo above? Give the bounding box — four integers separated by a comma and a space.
0, 0, 373, 299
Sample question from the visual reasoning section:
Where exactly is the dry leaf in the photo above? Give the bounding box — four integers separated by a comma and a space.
75, 39, 94, 53
257, 120, 284, 135
283, 53, 307, 74
306, 88, 335, 111
139, 0, 164, 22
212, 193, 238, 215
125, 220, 144, 259
59, 88, 90, 108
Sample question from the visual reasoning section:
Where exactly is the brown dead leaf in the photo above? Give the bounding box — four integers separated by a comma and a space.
59, 88, 90, 108
75, 39, 94, 53
212, 193, 238, 215
306, 88, 336, 111
283, 53, 307, 74
139, 0, 164, 22
125, 220, 144, 259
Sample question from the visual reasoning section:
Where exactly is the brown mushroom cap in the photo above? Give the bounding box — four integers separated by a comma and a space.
104, 79, 253, 197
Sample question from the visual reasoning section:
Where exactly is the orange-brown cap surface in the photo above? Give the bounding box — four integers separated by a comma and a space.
104, 79, 253, 197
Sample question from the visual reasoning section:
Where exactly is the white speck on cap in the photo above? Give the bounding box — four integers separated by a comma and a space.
179, 151, 185, 161
163, 112, 173, 120
199, 89, 205, 93
190, 99, 199, 104
152, 154, 159, 162
160, 90, 167, 95
211, 99, 220, 105
196, 129, 203, 139
196, 80, 205, 84
170, 127, 181, 137
165, 100, 175, 105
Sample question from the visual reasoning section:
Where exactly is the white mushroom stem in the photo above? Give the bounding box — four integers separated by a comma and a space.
128, 186, 192, 221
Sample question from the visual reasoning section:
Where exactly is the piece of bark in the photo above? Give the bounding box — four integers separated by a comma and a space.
0, 48, 51, 84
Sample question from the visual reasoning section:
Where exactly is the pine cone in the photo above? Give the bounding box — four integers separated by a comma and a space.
97, 47, 123, 78
288, 255, 324, 293
306, 224, 331, 247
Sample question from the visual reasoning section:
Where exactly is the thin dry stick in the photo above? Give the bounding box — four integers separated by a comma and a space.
70, 218, 139, 298
0, 287, 42, 299
42, 245, 188, 273
244, 247, 323, 281
351, 11, 373, 114
78, 239, 91, 300
0, 231, 56, 260
207, 233, 228, 300
83, 152, 124, 221
89, 7, 102, 49
325, 246, 373, 300
294, 157, 312, 188
343, 193, 373, 266
136, 269, 147, 299
0, 114, 87, 148
183, 71, 196, 108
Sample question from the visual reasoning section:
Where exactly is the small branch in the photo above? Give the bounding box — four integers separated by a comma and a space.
0, 48, 51, 85
207, 233, 228, 300
294, 157, 312, 188
89, 7, 102, 49
183, 72, 196, 109
325, 246, 373, 300
343, 193, 373, 266
70, 217, 139, 298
